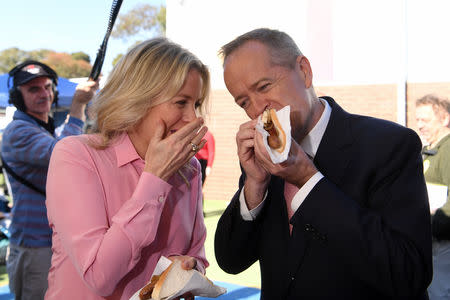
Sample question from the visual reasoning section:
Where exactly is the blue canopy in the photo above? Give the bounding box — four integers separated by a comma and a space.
0, 73, 77, 108
0, 74, 9, 108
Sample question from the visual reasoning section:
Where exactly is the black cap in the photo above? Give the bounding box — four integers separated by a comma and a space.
13, 62, 55, 86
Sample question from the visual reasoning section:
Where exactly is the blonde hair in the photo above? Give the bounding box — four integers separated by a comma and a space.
90, 37, 210, 148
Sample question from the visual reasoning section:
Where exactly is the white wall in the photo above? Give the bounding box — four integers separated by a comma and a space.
406, 0, 450, 82
330, 0, 406, 84
166, 0, 450, 88
166, 0, 308, 89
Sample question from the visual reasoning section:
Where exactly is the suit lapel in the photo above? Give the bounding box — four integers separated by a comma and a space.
285, 97, 354, 282
314, 97, 353, 186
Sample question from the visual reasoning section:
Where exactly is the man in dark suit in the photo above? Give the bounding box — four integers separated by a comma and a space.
214, 28, 432, 299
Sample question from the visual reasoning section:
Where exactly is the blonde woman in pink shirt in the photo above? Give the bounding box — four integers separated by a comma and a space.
44, 37, 210, 299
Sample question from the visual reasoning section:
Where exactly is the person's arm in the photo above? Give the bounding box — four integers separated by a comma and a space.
165, 160, 208, 274
2, 79, 98, 167
215, 119, 275, 274
2, 120, 75, 168
46, 138, 173, 296
57, 81, 98, 137
67, 80, 99, 122
215, 171, 265, 274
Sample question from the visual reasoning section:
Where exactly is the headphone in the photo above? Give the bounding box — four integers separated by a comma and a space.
8, 60, 59, 111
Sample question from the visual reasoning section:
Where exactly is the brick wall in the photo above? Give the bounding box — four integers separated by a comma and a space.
203, 82, 450, 202
202, 90, 248, 202
315, 84, 398, 122
407, 82, 450, 130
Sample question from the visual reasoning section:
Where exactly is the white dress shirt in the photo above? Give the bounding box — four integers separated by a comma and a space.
240, 98, 332, 220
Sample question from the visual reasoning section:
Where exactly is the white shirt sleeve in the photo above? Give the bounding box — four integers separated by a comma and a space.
239, 188, 267, 220
239, 172, 323, 220
290, 172, 324, 213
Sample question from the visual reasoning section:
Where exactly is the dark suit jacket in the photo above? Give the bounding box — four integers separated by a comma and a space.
215, 97, 432, 300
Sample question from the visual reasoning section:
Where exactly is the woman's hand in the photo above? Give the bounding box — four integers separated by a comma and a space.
144, 117, 207, 181
167, 255, 198, 270
167, 255, 198, 300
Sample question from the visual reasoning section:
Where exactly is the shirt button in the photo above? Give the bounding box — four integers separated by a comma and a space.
158, 196, 164, 203
305, 224, 311, 231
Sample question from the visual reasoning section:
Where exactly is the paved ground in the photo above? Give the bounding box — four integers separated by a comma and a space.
199, 281, 260, 300
0, 285, 12, 300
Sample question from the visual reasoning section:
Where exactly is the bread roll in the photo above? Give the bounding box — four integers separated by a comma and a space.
262, 108, 286, 153
151, 260, 193, 300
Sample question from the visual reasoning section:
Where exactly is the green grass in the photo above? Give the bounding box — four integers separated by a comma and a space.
203, 199, 261, 288
0, 265, 7, 286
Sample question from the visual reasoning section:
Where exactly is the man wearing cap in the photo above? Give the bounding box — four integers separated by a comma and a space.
1, 60, 98, 300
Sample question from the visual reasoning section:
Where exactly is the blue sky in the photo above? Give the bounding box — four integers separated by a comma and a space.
0, 0, 165, 76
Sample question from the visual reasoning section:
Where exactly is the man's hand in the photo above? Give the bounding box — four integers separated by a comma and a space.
254, 130, 318, 189
236, 119, 270, 209
72, 80, 99, 105
69, 80, 99, 120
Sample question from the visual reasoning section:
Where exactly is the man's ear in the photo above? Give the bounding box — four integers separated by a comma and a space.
296, 55, 313, 89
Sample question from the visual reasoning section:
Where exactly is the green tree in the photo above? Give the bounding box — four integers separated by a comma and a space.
109, 4, 165, 69
112, 4, 166, 40
28, 49, 52, 61
112, 54, 123, 67
0, 48, 32, 73
0, 48, 92, 77
71, 52, 91, 63
44, 52, 91, 78
156, 6, 166, 33
111, 40, 142, 68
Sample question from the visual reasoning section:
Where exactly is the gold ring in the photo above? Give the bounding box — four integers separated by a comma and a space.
190, 142, 199, 152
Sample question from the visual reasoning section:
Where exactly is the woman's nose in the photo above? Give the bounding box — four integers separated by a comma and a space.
184, 106, 198, 122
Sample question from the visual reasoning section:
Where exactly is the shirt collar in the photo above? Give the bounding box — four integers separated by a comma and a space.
300, 97, 332, 158
28, 114, 55, 135
114, 132, 142, 167
13, 110, 55, 135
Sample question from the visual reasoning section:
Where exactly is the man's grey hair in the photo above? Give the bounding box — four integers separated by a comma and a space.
219, 28, 303, 69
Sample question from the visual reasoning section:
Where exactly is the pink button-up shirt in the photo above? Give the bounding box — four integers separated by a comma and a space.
45, 133, 208, 299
